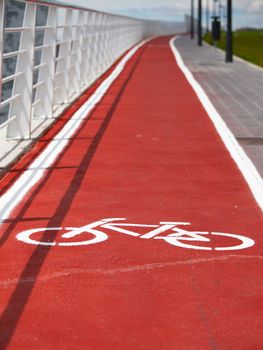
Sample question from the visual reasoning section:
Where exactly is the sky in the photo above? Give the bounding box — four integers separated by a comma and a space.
58, 0, 263, 28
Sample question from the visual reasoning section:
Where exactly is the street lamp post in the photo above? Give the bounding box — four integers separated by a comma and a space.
213, 0, 216, 17
191, 0, 194, 39
226, 0, 233, 62
198, 0, 202, 46
206, 0, 209, 33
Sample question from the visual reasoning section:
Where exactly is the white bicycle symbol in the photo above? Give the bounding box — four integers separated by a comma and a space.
16, 218, 255, 251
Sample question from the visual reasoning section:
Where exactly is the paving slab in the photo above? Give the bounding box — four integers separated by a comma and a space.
175, 36, 263, 176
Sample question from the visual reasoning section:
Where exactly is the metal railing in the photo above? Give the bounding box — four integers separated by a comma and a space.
0, 0, 184, 139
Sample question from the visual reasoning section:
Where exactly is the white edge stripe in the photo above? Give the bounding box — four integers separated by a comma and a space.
170, 36, 263, 211
0, 38, 150, 223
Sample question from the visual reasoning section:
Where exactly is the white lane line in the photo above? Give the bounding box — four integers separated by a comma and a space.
0, 39, 149, 223
170, 36, 263, 211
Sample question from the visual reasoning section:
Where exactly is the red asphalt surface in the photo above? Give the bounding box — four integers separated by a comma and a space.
0, 37, 263, 350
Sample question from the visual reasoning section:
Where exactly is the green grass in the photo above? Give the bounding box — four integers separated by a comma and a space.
203, 30, 263, 68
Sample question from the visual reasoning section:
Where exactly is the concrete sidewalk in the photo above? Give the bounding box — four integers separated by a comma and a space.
175, 36, 263, 176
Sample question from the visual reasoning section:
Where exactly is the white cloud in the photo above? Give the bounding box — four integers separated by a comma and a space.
108, 5, 187, 21
58, 0, 263, 27
58, 0, 189, 12
231, 0, 263, 13
247, 0, 263, 13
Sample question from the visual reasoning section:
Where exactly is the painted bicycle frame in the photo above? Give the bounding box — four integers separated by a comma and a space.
16, 218, 255, 251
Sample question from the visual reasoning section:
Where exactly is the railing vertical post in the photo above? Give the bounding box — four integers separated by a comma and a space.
69, 11, 79, 93
93, 12, 100, 76
65, 10, 75, 98
7, 2, 36, 139
81, 12, 89, 86
34, 5, 57, 119
124, 19, 129, 51
105, 16, 113, 69
113, 17, 120, 58
110, 17, 117, 62
101, 14, 107, 72
115, 18, 121, 57
80, 11, 89, 86
69, 10, 81, 93
121, 19, 125, 53
95, 13, 103, 75
107, 16, 114, 66
101, 14, 108, 71
102, 15, 110, 70
75, 10, 85, 92
87, 11, 95, 84
54, 9, 72, 104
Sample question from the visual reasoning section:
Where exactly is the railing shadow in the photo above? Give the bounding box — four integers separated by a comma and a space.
0, 45, 145, 349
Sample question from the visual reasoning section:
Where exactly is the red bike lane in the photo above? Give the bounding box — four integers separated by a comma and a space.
0, 36, 263, 349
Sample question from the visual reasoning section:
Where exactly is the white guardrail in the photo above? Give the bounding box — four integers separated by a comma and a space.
0, 0, 184, 139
